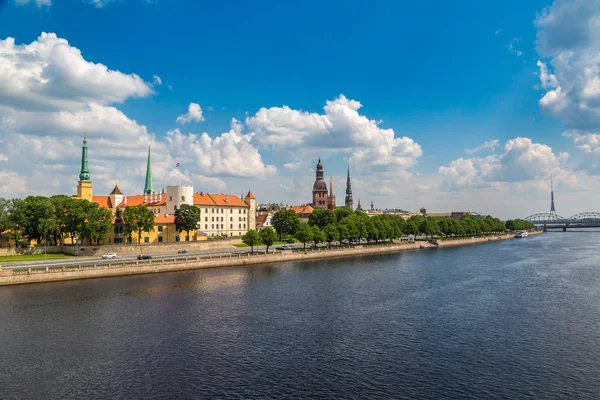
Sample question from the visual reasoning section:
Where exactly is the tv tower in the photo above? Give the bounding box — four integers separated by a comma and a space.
550, 174, 557, 217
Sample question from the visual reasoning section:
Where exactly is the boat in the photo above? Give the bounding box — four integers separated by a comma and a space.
515, 231, 529, 238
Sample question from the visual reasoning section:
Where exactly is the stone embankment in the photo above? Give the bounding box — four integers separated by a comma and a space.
0, 232, 542, 286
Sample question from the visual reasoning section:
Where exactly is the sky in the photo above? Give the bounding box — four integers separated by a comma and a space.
1, 0, 600, 219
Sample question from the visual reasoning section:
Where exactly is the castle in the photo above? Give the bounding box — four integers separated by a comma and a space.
74, 138, 257, 244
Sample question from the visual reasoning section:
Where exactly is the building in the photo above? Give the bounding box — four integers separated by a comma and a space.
419, 207, 472, 220
256, 211, 274, 231
73, 138, 257, 243
312, 158, 335, 209
345, 166, 354, 210
289, 204, 314, 221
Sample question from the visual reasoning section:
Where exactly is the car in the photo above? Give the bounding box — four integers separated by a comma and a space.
137, 254, 152, 260
275, 245, 294, 250
178, 250, 188, 254
102, 252, 117, 259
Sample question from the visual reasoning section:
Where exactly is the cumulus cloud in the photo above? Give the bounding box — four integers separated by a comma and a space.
0, 33, 153, 112
164, 120, 277, 178
176, 103, 205, 124
247, 94, 422, 175
535, 0, 600, 130
283, 162, 300, 170
563, 130, 600, 174
439, 137, 569, 189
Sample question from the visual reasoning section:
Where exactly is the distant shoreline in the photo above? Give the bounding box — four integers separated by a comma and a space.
0, 231, 542, 287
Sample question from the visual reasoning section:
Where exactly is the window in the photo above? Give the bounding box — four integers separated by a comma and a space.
244, 224, 246, 229
158, 236, 163, 243
182, 196, 185, 201
212, 217, 214, 222
176, 236, 180, 242
221, 224, 224, 229
169, 196, 173, 201
230, 217, 233, 221
221, 217, 223, 222
185, 236, 189, 242
221, 209, 224, 214
205, 217, 208, 222
174, 205, 178, 211
205, 208, 208, 213
230, 224, 233, 229
239, 209, 241, 214
144, 237, 149, 243
212, 224, 214, 229
239, 217, 241, 221
158, 226, 163, 232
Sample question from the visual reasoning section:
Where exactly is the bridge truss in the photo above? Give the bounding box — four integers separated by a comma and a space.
524, 212, 600, 225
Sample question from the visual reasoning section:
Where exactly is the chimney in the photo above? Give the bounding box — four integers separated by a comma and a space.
124, 196, 127, 205
225, 194, 229, 203
143, 194, 147, 203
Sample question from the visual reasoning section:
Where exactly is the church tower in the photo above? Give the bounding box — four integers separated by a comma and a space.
144, 146, 154, 195
327, 176, 336, 210
344, 166, 354, 210
312, 158, 329, 208
76, 136, 93, 202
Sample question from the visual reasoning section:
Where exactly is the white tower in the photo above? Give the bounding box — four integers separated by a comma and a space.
166, 185, 194, 215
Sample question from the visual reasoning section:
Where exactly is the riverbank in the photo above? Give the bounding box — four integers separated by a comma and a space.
0, 232, 542, 286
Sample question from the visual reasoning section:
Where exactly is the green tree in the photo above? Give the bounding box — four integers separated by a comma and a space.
337, 224, 348, 244
323, 224, 340, 247
84, 206, 114, 245
123, 205, 155, 245
311, 225, 325, 247
242, 229, 262, 253
272, 209, 301, 240
308, 208, 337, 229
295, 223, 313, 250
259, 227, 278, 253
174, 204, 201, 241
334, 207, 353, 222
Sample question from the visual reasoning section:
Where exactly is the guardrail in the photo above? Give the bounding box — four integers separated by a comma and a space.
5, 242, 404, 276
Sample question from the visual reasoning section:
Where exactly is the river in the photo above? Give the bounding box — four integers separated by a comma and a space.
1, 231, 600, 399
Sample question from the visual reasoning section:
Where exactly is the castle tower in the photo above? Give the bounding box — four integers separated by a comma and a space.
76, 136, 93, 202
327, 176, 336, 209
109, 185, 124, 211
312, 157, 329, 208
144, 146, 154, 195
245, 190, 257, 231
344, 165, 354, 210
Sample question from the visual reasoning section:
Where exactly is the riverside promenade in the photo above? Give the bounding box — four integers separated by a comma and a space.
0, 232, 542, 286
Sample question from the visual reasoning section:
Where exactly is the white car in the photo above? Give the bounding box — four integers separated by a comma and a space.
102, 252, 117, 259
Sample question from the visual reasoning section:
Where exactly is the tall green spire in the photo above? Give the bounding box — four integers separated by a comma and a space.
345, 165, 353, 209
79, 136, 90, 181
144, 146, 154, 194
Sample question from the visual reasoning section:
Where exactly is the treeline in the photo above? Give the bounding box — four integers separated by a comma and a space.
263, 208, 509, 249
0, 196, 113, 247
505, 219, 535, 231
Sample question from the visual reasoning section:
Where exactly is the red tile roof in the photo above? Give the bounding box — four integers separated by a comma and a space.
92, 196, 111, 209
245, 190, 255, 200
154, 215, 175, 224
290, 205, 314, 215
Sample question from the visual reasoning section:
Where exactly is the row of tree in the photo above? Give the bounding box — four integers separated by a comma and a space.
245, 208, 514, 252
505, 219, 535, 231
0, 196, 203, 247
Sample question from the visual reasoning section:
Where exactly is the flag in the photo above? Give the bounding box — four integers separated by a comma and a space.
176, 162, 180, 167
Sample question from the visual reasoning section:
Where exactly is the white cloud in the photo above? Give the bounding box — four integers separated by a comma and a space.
465, 139, 499, 154
0, 33, 153, 112
283, 162, 300, 170
439, 137, 569, 189
247, 94, 422, 176
535, 0, 600, 130
176, 103, 205, 124
0, 153, 8, 162
506, 38, 524, 57
15, 0, 51, 8
164, 121, 277, 178
152, 75, 162, 86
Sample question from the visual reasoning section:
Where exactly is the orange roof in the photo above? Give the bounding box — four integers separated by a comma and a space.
194, 193, 249, 207
154, 215, 175, 224
92, 196, 111, 209
116, 193, 167, 208
245, 190, 255, 199
290, 205, 314, 214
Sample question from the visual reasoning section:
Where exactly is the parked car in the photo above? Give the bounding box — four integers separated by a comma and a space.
178, 250, 188, 254
137, 254, 152, 260
101, 252, 117, 259
275, 244, 294, 250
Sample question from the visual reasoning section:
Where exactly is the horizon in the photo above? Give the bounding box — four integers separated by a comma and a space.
0, 0, 599, 220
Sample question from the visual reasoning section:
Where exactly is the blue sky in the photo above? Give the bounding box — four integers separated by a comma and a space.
1, 0, 600, 219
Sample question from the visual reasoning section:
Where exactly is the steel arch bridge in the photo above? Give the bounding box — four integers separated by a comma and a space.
524, 212, 600, 230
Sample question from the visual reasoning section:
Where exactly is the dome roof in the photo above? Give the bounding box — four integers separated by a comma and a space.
313, 180, 328, 191
316, 157, 323, 171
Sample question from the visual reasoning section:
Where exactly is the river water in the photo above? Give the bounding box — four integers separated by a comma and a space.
1, 232, 600, 399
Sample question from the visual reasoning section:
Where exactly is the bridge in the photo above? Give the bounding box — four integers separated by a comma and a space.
523, 176, 600, 231
524, 212, 600, 231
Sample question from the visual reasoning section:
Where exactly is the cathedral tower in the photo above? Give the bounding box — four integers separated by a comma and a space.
327, 176, 336, 210
312, 158, 329, 208
76, 136, 93, 202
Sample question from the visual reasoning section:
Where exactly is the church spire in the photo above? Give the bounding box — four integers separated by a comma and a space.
344, 165, 353, 209
144, 146, 154, 194
79, 136, 90, 182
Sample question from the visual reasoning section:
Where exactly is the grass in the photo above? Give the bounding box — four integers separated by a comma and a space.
233, 241, 287, 248
0, 253, 73, 263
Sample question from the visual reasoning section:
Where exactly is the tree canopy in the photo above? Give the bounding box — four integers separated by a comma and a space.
174, 204, 201, 240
